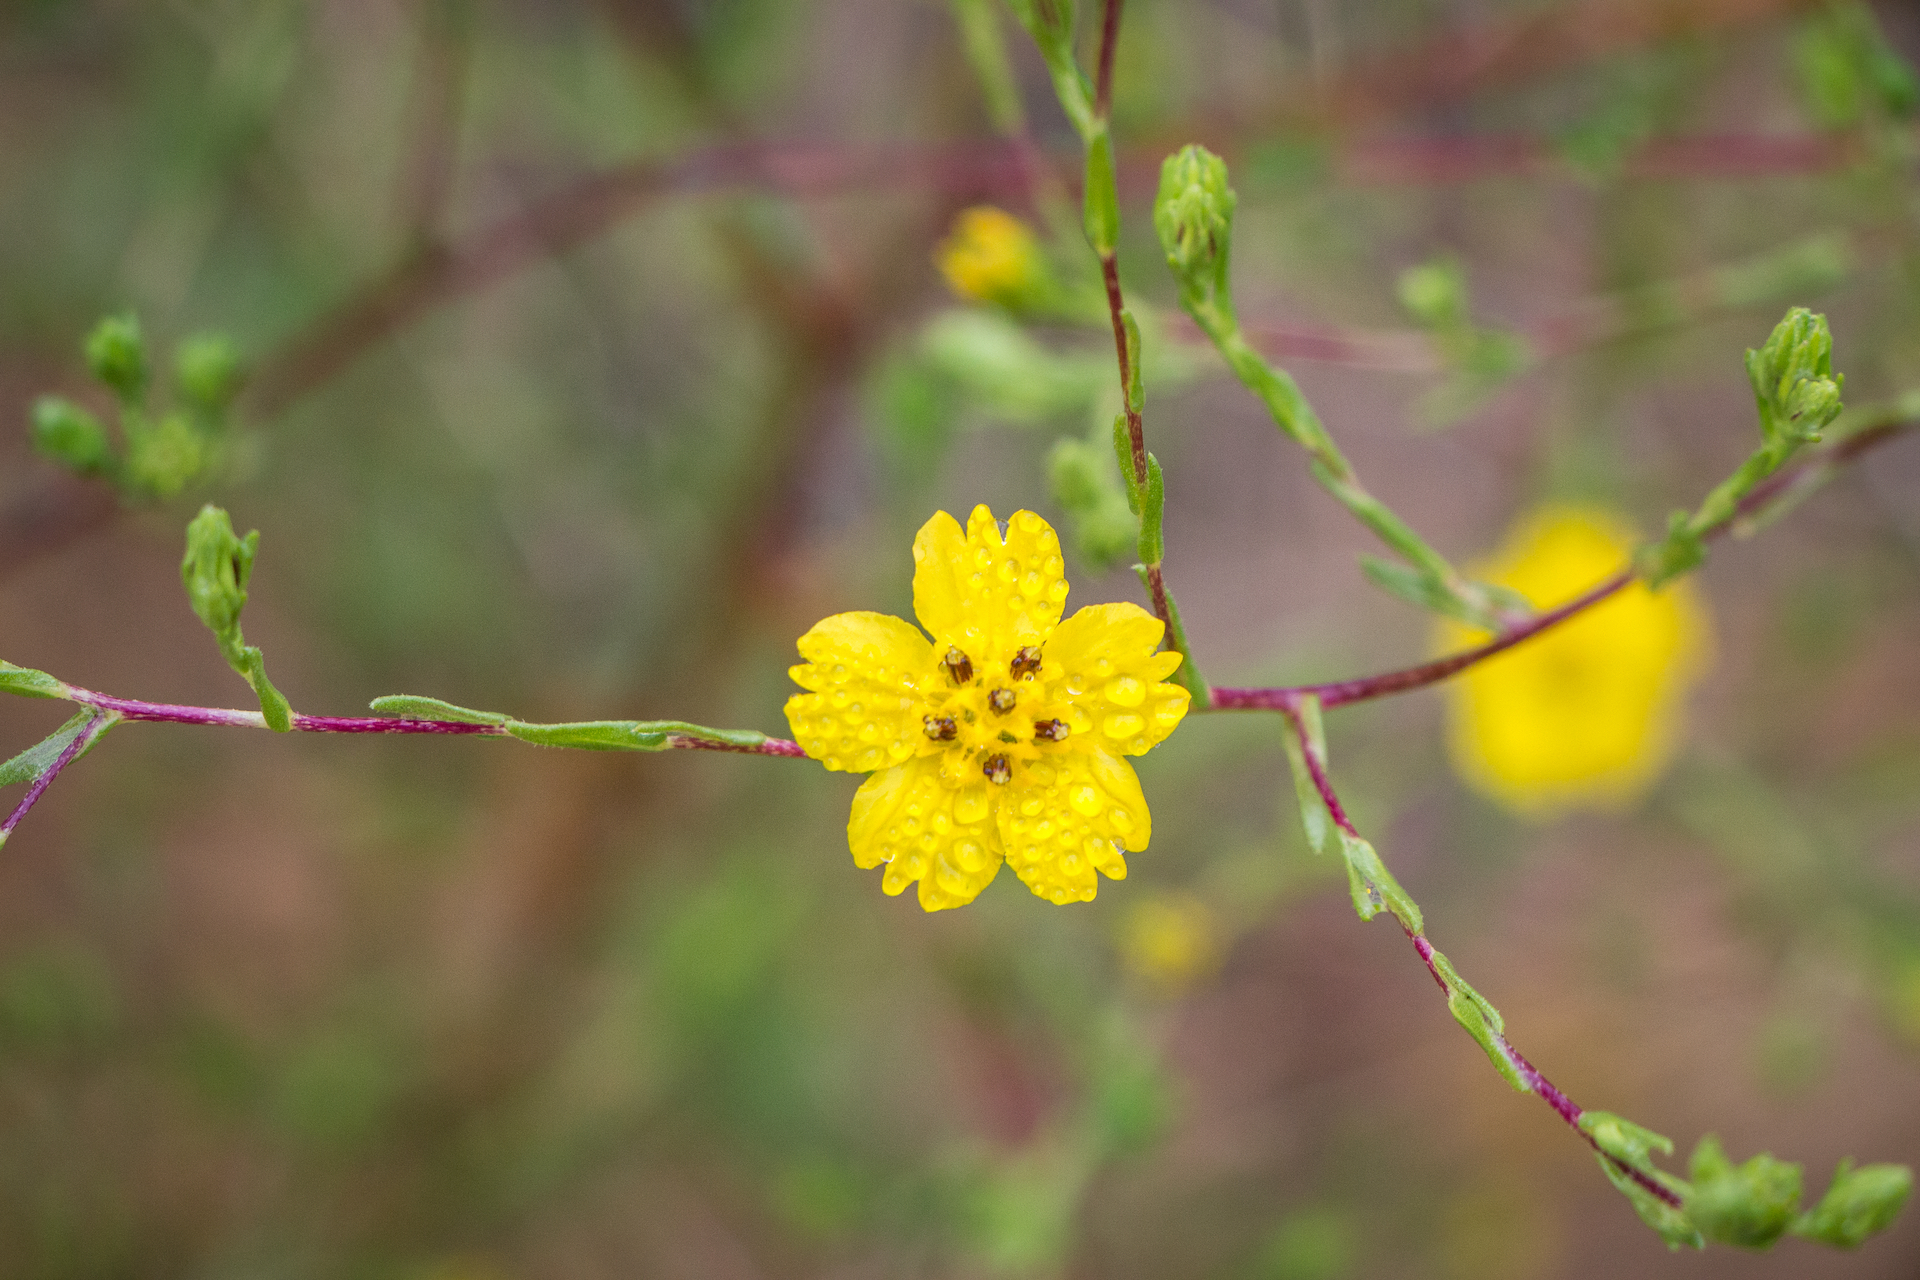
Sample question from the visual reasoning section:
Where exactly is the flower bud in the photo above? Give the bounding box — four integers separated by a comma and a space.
176, 333, 243, 411
1153, 145, 1236, 311
1687, 1135, 1803, 1249
1746, 307, 1844, 446
1796, 1160, 1913, 1248
30, 396, 114, 476
84, 312, 148, 404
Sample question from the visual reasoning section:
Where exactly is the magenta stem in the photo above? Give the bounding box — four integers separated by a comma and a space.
54, 687, 806, 754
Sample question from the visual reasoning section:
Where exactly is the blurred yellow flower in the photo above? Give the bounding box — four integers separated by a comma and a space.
785, 506, 1190, 910
1120, 893, 1221, 992
1437, 504, 1711, 817
936, 207, 1042, 306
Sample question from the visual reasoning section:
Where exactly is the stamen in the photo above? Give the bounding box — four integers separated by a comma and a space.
1033, 718, 1069, 743
923, 714, 958, 742
943, 647, 974, 685
1011, 646, 1042, 679
982, 754, 1012, 785
987, 687, 1016, 714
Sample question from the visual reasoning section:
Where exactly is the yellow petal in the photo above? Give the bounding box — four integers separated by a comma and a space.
911, 506, 1069, 667
997, 744, 1150, 905
848, 759, 1004, 911
785, 611, 935, 773
1047, 602, 1188, 755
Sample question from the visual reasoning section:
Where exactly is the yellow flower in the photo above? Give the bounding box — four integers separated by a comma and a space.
936, 207, 1042, 306
785, 506, 1190, 911
1438, 504, 1711, 817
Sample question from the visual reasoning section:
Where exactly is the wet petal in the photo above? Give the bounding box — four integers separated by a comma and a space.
1047, 602, 1188, 755
996, 744, 1151, 905
912, 506, 1068, 663
849, 759, 1005, 911
785, 611, 934, 772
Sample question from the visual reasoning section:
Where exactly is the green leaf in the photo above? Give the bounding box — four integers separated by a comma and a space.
1082, 133, 1120, 257
1278, 719, 1330, 856
1337, 831, 1422, 935
0, 711, 98, 787
30, 397, 115, 476
1112, 412, 1140, 515
1687, 1134, 1803, 1249
181, 506, 293, 731
1424, 946, 1525, 1092
1794, 1160, 1913, 1248
506, 719, 771, 752
0, 662, 68, 701
1579, 1112, 1702, 1250
84, 312, 147, 404
1136, 453, 1165, 565
368, 695, 509, 726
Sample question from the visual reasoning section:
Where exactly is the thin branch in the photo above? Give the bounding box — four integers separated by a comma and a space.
1212, 415, 1918, 713
1094, 0, 1122, 122
1278, 707, 1685, 1209
50, 686, 807, 755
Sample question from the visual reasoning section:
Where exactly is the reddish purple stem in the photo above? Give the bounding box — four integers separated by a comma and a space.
53, 687, 806, 754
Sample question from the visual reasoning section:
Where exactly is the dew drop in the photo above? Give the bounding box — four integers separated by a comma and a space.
1105, 676, 1145, 706
1069, 784, 1102, 816
1102, 713, 1145, 739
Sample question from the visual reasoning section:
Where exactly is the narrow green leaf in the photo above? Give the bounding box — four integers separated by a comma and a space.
1112, 413, 1140, 515
1082, 134, 1120, 256
0, 711, 97, 787
0, 662, 68, 701
506, 720, 670, 751
1579, 1112, 1702, 1250
368, 695, 509, 726
1424, 947, 1526, 1092
1136, 453, 1165, 565
1597, 1154, 1705, 1251
1337, 831, 1423, 935
1279, 722, 1330, 856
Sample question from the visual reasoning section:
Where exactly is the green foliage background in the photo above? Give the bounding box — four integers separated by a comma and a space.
1, 0, 1919, 1275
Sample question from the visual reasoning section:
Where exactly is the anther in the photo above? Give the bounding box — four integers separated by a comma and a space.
982, 754, 1012, 785
1033, 718, 1069, 743
923, 714, 958, 742
987, 687, 1016, 715
943, 647, 974, 685
1010, 646, 1042, 679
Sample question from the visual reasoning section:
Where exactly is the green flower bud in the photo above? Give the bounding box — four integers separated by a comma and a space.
1687, 1134, 1803, 1249
182, 505, 257, 644
1397, 259, 1469, 329
1796, 1160, 1913, 1248
125, 410, 210, 500
1746, 307, 1844, 448
84, 312, 148, 404
29, 396, 115, 476
176, 333, 243, 411
1153, 145, 1237, 312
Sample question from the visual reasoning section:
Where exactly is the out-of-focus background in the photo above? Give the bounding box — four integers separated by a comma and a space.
2, 1, 1919, 1275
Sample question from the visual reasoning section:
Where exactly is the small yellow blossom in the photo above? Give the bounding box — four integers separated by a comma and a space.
1437, 504, 1711, 817
1120, 893, 1222, 993
786, 506, 1190, 910
936, 207, 1042, 306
